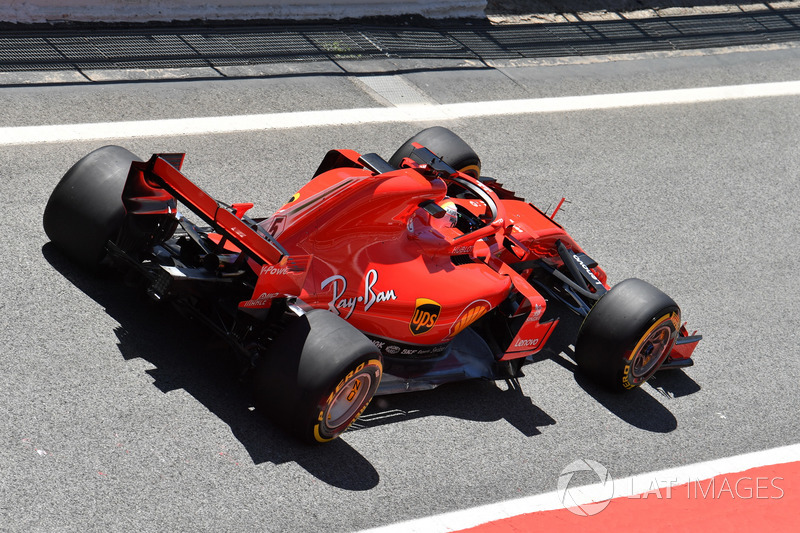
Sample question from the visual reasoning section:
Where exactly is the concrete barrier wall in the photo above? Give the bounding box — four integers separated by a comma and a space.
0, 0, 488, 23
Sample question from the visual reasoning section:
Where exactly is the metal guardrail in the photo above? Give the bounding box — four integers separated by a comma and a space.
1, 8, 798, 73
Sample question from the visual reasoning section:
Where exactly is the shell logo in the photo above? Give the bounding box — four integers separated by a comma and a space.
449, 299, 491, 338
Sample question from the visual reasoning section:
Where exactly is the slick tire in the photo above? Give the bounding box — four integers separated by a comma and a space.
389, 126, 481, 178
574, 278, 680, 392
43, 145, 141, 269
253, 309, 383, 443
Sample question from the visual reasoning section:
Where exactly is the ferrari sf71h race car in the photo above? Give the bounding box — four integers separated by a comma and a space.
43, 127, 701, 443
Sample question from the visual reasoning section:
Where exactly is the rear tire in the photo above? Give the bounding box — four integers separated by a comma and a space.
252, 309, 383, 443
389, 126, 481, 178
574, 278, 680, 392
43, 146, 141, 268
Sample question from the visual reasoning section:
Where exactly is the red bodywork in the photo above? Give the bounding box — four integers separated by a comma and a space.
126, 148, 699, 368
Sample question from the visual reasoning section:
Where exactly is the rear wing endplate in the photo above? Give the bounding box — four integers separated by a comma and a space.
136, 154, 286, 265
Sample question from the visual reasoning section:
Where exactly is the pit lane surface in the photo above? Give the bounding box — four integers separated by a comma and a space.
2, 45, 799, 531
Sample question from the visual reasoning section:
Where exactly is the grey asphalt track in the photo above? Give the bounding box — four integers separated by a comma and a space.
1, 24, 799, 533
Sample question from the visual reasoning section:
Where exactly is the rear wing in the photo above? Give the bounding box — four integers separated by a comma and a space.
126, 153, 286, 266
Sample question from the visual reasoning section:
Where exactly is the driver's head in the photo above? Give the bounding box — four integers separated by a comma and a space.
431, 199, 458, 230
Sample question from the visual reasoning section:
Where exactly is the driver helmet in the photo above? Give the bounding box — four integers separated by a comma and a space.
432, 199, 459, 229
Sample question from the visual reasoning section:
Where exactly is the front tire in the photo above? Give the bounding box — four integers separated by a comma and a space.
389, 126, 481, 178
574, 278, 680, 392
43, 145, 140, 268
252, 309, 382, 443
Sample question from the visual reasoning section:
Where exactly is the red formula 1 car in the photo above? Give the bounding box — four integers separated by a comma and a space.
43, 127, 701, 443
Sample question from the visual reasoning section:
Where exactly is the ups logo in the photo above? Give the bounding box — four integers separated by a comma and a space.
410, 298, 441, 336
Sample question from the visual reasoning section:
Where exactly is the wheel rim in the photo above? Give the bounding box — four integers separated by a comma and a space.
631, 324, 675, 378
323, 372, 374, 432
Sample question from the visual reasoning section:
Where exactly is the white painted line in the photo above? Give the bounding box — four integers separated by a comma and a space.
2, 80, 800, 146
354, 443, 800, 533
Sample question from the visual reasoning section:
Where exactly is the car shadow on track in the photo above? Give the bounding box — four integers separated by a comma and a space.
43, 243, 380, 491
540, 308, 701, 433
356, 301, 702, 437
42, 242, 702, 486
355, 378, 557, 438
